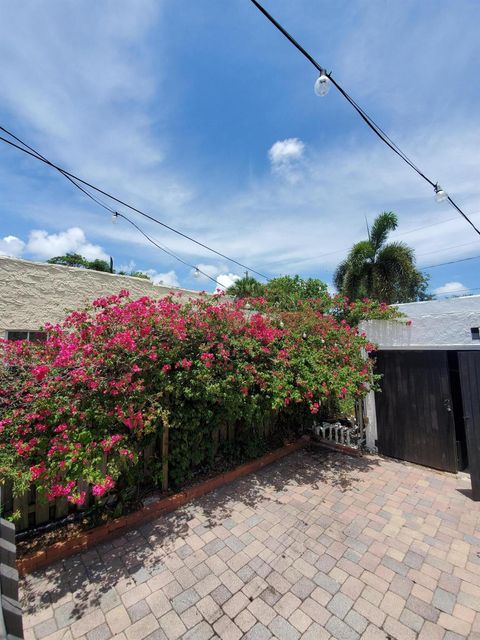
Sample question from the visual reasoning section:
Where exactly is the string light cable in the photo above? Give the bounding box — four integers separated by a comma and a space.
0, 127, 229, 286
0, 125, 269, 281
249, 0, 480, 238
5, 124, 477, 281
0, 128, 242, 287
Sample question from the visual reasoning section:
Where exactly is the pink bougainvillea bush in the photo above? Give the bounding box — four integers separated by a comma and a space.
0, 290, 392, 507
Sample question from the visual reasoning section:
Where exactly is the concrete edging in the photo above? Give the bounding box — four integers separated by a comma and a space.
17, 437, 309, 577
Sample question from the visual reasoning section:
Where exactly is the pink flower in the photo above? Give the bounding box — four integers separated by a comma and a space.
176, 358, 193, 370
32, 365, 49, 381
47, 481, 76, 500
92, 475, 115, 497
30, 463, 45, 480
100, 434, 123, 452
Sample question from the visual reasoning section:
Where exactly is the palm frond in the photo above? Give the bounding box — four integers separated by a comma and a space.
333, 259, 348, 291
370, 211, 398, 253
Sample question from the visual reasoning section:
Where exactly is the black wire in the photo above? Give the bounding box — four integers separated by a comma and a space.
248, 0, 480, 238
446, 195, 480, 237
422, 254, 480, 269
0, 127, 269, 280
249, 0, 324, 72
0, 127, 227, 286
5, 129, 479, 279
416, 241, 479, 260
328, 79, 436, 187
116, 213, 222, 287
0, 126, 118, 215
0, 129, 245, 287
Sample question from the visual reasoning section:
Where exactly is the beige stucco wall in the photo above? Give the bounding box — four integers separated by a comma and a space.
0, 256, 200, 334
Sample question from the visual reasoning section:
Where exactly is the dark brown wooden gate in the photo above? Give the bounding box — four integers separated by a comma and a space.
375, 350, 457, 472
458, 351, 480, 500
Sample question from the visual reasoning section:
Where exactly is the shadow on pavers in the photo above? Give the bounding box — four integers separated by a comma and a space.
20, 447, 380, 621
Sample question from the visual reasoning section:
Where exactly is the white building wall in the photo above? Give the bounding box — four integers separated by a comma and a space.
0, 256, 200, 334
360, 295, 480, 350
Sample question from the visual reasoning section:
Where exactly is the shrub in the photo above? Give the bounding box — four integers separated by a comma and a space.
0, 291, 393, 506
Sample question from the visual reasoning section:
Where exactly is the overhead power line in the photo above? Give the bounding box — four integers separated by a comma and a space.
249, 0, 480, 238
115, 213, 222, 287
416, 239, 480, 259
421, 254, 480, 269
268, 215, 480, 269
0, 126, 269, 281
0, 126, 225, 286
8, 118, 475, 278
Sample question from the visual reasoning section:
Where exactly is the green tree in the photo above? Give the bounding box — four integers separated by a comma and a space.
264, 275, 329, 310
226, 275, 265, 298
333, 212, 430, 303
47, 253, 151, 279
47, 253, 90, 269
47, 253, 111, 273
87, 258, 112, 273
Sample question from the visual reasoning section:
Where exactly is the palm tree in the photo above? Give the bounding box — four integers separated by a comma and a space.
226, 275, 264, 299
333, 212, 430, 304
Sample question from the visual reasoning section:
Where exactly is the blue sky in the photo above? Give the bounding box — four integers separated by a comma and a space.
0, 0, 479, 296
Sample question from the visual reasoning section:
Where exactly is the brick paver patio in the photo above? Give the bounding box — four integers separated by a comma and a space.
21, 448, 480, 639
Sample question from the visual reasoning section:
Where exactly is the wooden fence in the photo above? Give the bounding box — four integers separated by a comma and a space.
2, 414, 277, 533
1, 431, 169, 533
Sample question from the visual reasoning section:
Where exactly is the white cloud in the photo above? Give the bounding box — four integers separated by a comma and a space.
268, 138, 305, 167
433, 281, 468, 296
216, 273, 241, 291
205, 124, 480, 277
0, 235, 25, 257
267, 138, 306, 185
0, 0, 193, 220
26, 227, 108, 261
147, 269, 179, 288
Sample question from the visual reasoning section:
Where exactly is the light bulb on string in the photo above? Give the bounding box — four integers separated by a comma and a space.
112, 212, 119, 224
434, 184, 448, 203
193, 267, 200, 279
314, 71, 330, 97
